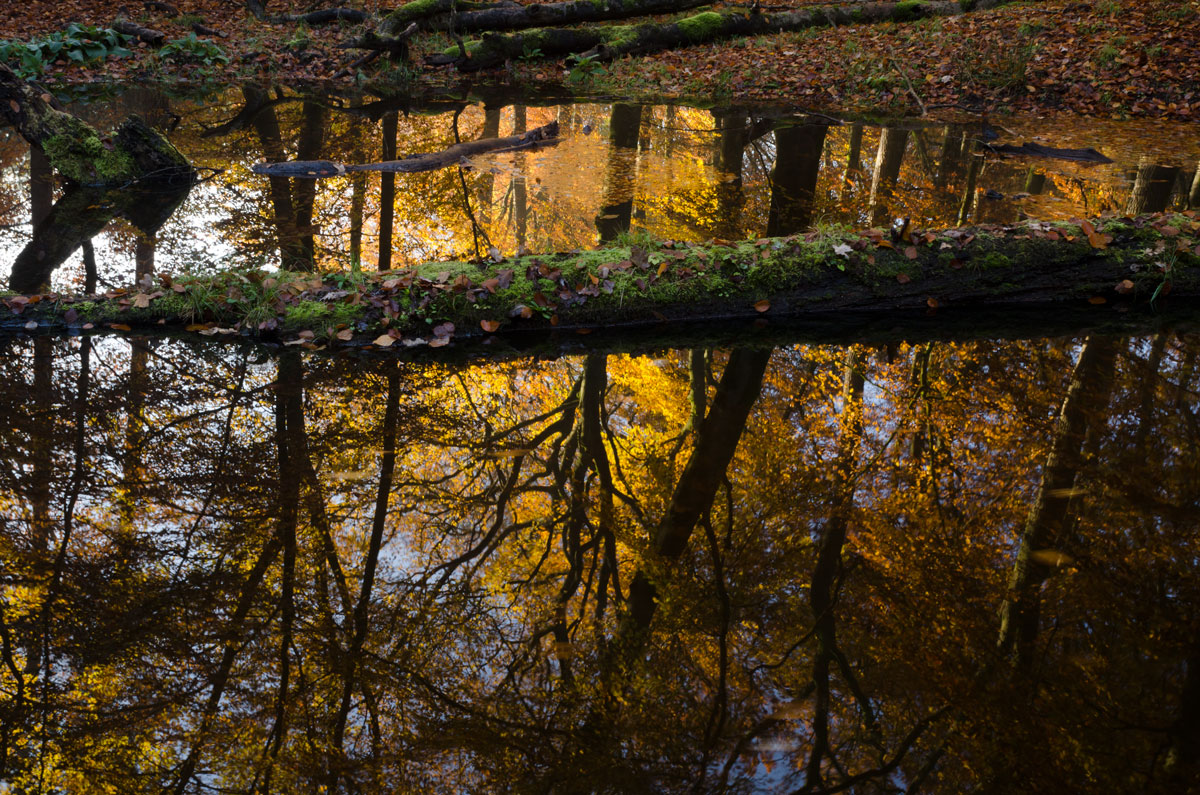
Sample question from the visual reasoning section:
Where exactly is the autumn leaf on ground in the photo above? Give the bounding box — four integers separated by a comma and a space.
335, 328, 354, 341
481, 320, 500, 332
754, 300, 770, 312
1080, 220, 1107, 249
897, 273, 911, 284
373, 334, 396, 347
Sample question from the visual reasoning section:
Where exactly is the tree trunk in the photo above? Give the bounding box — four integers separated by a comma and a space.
0, 64, 192, 186
596, 104, 641, 243
869, 126, 909, 228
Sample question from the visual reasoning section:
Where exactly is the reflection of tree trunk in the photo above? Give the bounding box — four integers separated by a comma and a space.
957, 146, 984, 226
997, 336, 1117, 669
714, 112, 747, 238
513, 106, 529, 250
934, 126, 963, 189
30, 145, 52, 226
868, 127, 908, 228
1189, 162, 1200, 210
625, 348, 772, 636
1024, 167, 1046, 195
330, 362, 401, 788
596, 103, 641, 243
291, 101, 328, 268
1164, 642, 1200, 786
806, 347, 871, 788
477, 107, 503, 225
245, 87, 306, 270
847, 123, 863, 175
1126, 159, 1182, 214
767, 123, 828, 237
378, 112, 398, 271
349, 102, 367, 267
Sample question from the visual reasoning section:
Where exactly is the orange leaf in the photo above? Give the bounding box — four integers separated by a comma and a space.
1088, 296, 1107, 304
1114, 279, 1135, 294
904, 246, 918, 260
896, 273, 911, 284
335, 328, 353, 341
372, 334, 396, 347
110, 323, 132, 331
480, 320, 500, 332
754, 299, 770, 313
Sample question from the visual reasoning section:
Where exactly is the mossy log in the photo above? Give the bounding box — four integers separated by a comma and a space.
429, 0, 1003, 70
0, 63, 193, 186
4, 216, 1199, 350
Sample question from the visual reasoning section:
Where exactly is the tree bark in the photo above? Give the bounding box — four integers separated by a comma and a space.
432, 1, 1004, 72
0, 64, 192, 186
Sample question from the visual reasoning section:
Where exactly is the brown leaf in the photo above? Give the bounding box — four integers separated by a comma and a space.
896, 273, 911, 284
1088, 296, 1107, 304
904, 246, 919, 260
335, 328, 354, 341
754, 299, 770, 313
480, 320, 500, 332
110, 323, 133, 331
1114, 279, 1135, 294
133, 293, 152, 308
428, 336, 449, 347
926, 297, 939, 309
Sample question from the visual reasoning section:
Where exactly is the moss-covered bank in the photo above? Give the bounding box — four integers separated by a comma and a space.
3, 215, 1198, 350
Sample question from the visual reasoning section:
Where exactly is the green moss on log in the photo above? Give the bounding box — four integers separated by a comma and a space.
677, 11, 725, 40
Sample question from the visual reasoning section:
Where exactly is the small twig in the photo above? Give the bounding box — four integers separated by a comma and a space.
887, 55, 927, 116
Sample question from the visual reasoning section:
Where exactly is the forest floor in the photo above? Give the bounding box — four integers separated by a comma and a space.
1, 0, 1197, 120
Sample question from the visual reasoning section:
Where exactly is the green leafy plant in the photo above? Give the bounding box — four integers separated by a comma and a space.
158, 33, 229, 66
0, 24, 133, 77
567, 53, 606, 85
519, 45, 544, 61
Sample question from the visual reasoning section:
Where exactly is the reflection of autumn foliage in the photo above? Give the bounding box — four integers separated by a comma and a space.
2, 330, 1199, 790
5, 90, 1200, 294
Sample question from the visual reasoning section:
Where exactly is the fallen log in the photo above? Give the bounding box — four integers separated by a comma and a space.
428, 0, 1007, 70
112, 19, 167, 46
0, 63, 194, 186
988, 142, 1114, 163
429, 0, 710, 34
3, 215, 1197, 351
271, 8, 371, 25
251, 120, 558, 177
376, 0, 520, 34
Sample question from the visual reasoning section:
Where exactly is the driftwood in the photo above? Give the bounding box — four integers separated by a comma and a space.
428, 0, 1007, 71
251, 120, 559, 177
0, 63, 194, 186
988, 142, 1114, 163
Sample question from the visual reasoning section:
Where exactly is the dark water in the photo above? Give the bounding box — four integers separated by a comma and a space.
1, 86, 1198, 292
2, 87, 1200, 792
1, 330, 1198, 792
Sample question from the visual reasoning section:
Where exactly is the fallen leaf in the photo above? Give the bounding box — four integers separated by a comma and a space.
335, 328, 354, 341
24, 320, 38, 330
904, 246, 919, 260
372, 334, 396, 347
754, 299, 770, 313
896, 273, 911, 284
1088, 296, 1107, 304
110, 323, 132, 331
428, 336, 449, 347
1114, 279, 1135, 294
480, 320, 500, 332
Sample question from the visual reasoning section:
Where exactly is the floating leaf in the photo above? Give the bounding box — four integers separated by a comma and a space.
110, 323, 132, 331
480, 320, 500, 332
754, 299, 770, 313
1114, 279, 1135, 294
1088, 296, 1107, 304
372, 334, 396, 347
335, 328, 354, 341
428, 336, 449, 347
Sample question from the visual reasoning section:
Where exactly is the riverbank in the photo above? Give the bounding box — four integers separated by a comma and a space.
3, 214, 1197, 350
1, 0, 1196, 121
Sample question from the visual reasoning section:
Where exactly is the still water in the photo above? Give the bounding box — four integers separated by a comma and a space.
1, 87, 1199, 792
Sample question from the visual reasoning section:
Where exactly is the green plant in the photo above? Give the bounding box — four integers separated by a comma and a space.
0, 24, 133, 77
283, 23, 311, 51
519, 44, 544, 61
1093, 43, 1120, 68
567, 53, 606, 85
158, 33, 229, 66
